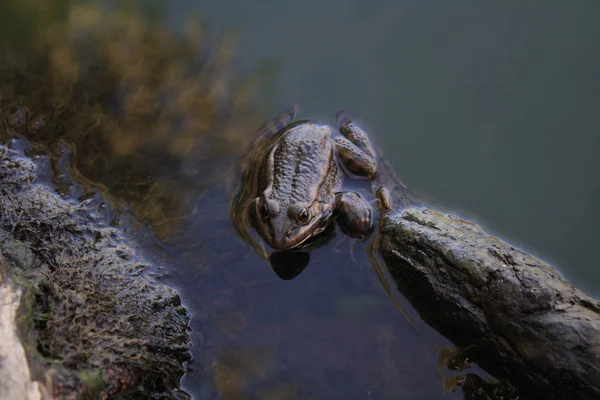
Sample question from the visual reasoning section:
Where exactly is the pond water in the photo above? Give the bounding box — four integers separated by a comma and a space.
165, 1, 600, 398
168, 0, 600, 297
2, 1, 600, 399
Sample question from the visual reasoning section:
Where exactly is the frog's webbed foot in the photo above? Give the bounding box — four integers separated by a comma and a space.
334, 109, 377, 180
334, 191, 372, 239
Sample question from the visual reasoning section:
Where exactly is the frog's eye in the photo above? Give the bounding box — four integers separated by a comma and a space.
257, 197, 279, 219
296, 207, 311, 225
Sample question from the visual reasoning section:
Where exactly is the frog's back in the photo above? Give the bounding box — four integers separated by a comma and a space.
269, 122, 335, 205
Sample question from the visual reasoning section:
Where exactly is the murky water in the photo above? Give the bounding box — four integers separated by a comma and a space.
169, 0, 600, 297
2, 1, 600, 399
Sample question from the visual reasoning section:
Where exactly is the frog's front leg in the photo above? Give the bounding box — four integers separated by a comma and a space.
334, 191, 372, 239
333, 110, 377, 180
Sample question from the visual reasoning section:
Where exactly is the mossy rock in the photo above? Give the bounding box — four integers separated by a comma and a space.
0, 146, 191, 398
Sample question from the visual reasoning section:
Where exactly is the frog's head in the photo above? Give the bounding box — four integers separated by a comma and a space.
251, 194, 333, 250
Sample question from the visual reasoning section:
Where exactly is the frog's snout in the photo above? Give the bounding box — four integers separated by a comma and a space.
268, 224, 311, 251
267, 225, 293, 250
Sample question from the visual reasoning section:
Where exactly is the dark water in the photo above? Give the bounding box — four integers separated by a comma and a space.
167, 2, 600, 396
162, 188, 462, 399
162, 2, 600, 397
2, 1, 600, 399
168, 0, 600, 298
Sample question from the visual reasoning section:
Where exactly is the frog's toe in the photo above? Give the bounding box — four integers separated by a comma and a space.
334, 192, 372, 239
376, 186, 393, 211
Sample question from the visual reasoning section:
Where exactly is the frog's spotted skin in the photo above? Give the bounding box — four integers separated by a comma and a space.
269, 124, 334, 205
255, 122, 340, 250
232, 107, 385, 253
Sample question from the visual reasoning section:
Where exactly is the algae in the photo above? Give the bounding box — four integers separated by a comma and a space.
0, 1, 267, 242
0, 146, 190, 398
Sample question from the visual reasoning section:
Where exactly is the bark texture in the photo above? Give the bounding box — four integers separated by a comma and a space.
379, 208, 600, 400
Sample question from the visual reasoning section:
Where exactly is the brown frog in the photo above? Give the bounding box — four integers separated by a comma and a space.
231, 106, 392, 254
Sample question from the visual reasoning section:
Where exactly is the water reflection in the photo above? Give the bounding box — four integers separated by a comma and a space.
269, 251, 310, 280
0, 0, 263, 241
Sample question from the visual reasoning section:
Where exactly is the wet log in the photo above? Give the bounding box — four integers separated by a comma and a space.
378, 207, 600, 400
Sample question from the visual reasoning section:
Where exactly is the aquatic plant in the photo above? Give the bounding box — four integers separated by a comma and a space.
0, 0, 267, 240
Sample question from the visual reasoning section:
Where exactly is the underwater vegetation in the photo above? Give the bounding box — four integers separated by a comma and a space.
0, 1, 270, 398
0, 0, 267, 240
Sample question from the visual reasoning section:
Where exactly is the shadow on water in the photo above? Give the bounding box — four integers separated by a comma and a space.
0, 1, 519, 399
269, 251, 310, 281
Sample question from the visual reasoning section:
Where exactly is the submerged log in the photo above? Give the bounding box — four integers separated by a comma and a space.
377, 207, 600, 400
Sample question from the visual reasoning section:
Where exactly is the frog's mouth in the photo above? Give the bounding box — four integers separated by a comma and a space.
267, 223, 321, 251
291, 225, 326, 249
288, 234, 314, 250
277, 210, 334, 250
260, 209, 333, 251
291, 220, 334, 250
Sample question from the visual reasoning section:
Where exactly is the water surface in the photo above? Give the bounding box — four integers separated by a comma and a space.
169, 0, 600, 296
3, 1, 600, 399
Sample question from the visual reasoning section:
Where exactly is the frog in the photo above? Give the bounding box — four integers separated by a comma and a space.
231, 106, 394, 254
